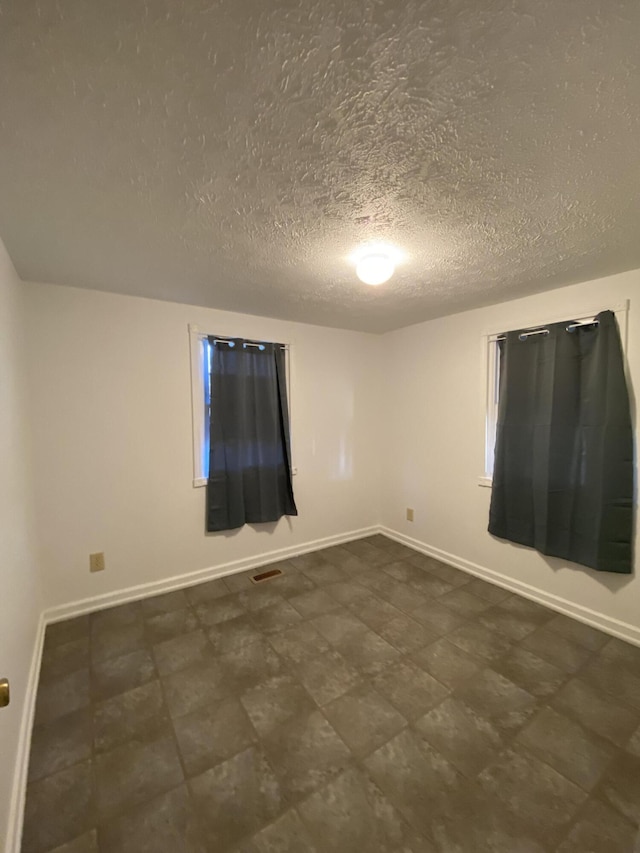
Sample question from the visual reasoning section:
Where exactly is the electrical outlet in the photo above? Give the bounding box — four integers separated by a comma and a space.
90, 552, 105, 573
406, 508, 414, 522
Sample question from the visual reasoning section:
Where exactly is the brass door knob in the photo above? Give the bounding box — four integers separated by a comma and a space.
0, 678, 9, 708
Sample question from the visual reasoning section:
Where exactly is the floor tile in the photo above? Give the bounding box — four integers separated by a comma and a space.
627, 723, 640, 756
478, 606, 541, 641
145, 607, 199, 644
237, 807, 319, 852
409, 600, 467, 636
91, 620, 146, 664
162, 659, 230, 718
516, 706, 615, 791
446, 622, 512, 664
173, 697, 256, 777
193, 593, 245, 627
48, 831, 98, 853
364, 728, 464, 836
491, 646, 567, 698
411, 638, 481, 690
44, 616, 90, 649
454, 667, 538, 737
267, 622, 330, 665
237, 585, 287, 613
224, 569, 258, 592
22, 760, 94, 853
324, 685, 407, 758
190, 746, 284, 849
498, 595, 554, 625
546, 613, 609, 651
268, 571, 316, 598
95, 733, 183, 818
332, 630, 401, 676
320, 545, 368, 572
377, 614, 438, 654
262, 709, 352, 803
207, 614, 264, 654
439, 588, 492, 617
382, 560, 432, 586
478, 748, 588, 845
373, 579, 430, 614
39, 638, 90, 682
414, 559, 470, 588
141, 589, 189, 616
373, 659, 450, 721
297, 766, 415, 853
28, 708, 92, 783
429, 783, 548, 853
27, 543, 629, 853
90, 603, 141, 632
34, 668, 90, 726
597, 750, 640, 824
324, 579, 372, 607
351, 595, 405, 631
464, 578, 512, 604
152, 629, 211, 677
407, 572, 455, 599
415, 696, 503, 777
98, 784, 204, 853
91, 649, 156, 702
93, 680, 167, 753
580, 654, 640, 710
521, 628, 591, 673
300, 561, 349, 586
344, 539, 393, 565
311, 609, 369, 644
250, 600, 303, 634
218, 640, 286, 692
551, 677, 639, 746
555, 797, 639, 853
599, 636, 640, 669
184, 577, 231, 605
292, 648, 361, 705
289, 588, 341, 618
240, 674, 316, 738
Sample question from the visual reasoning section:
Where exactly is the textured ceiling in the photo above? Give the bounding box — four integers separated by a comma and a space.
0, 0, 639, 333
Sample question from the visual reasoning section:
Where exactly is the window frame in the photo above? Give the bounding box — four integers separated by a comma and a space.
189, 324, 295, 488
480, 300, 630, 488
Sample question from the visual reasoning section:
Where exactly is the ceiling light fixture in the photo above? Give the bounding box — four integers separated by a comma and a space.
356, 253, 395, 286
350, 243, 404, 286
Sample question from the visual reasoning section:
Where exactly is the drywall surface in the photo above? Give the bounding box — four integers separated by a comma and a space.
24, 282, 381, 609
0, 241, 42, 851
380, 268, 640, 633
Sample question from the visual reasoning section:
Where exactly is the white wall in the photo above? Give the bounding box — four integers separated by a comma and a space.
23, 282, 381, 610
380, 268, 640, 638
0, 242, 42, 851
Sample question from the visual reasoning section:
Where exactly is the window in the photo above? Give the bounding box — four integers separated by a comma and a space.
480, 301, 629, 488
189, 325, 294, 487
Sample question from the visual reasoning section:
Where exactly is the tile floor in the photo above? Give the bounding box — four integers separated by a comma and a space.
22, 535, 640, 852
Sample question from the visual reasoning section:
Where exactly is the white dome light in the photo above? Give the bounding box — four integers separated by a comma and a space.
355, 253, 395, 286
351, 243, 404, 286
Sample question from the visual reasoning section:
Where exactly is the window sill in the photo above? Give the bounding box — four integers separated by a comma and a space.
478, 475, 493, 488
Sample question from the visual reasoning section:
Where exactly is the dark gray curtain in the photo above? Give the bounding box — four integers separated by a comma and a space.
206, 337, 297, 532
488, 310, 633, 574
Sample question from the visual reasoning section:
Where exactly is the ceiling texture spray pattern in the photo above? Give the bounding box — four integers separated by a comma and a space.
0, 0, 638, 332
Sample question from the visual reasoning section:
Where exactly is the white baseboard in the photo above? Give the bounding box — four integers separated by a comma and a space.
45, 526, 379, 624
6, 612, 46, 853
380, 526, 640, 648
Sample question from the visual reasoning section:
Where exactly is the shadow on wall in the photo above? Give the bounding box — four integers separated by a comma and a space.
489, 536, 635, 593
